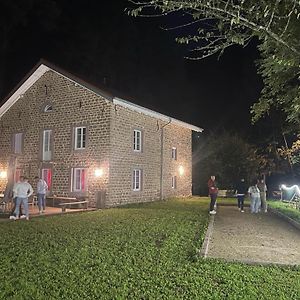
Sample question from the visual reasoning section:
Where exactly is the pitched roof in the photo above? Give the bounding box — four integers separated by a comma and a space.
0, 59, 203, 132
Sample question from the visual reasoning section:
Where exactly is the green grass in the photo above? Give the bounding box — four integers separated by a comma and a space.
268, 200, 300, 223
0, 197, 299, 299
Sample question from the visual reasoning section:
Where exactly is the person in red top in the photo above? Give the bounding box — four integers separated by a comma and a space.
208, 175, 218, 214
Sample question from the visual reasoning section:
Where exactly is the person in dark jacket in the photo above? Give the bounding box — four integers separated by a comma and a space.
208, 175, 218, 215
235, 178, 248, 212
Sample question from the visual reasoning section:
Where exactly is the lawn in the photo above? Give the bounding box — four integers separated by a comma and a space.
268, 200, 300, 223
0, 197, 299, 299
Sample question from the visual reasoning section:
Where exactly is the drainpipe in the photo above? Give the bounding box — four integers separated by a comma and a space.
160, 118, 172, 200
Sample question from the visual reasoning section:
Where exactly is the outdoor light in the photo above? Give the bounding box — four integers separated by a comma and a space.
178, 166, 184, 176
94, 168, 104, 177
0, 171, 7, 179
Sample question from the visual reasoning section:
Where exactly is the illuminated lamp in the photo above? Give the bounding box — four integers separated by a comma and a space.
95, 168, 104, 177
178, 166, 184, 176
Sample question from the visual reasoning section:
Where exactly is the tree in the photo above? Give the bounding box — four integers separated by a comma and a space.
129, 1, 300, 126
192, 132, 273, 195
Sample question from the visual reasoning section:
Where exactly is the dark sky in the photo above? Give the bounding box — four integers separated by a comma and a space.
0, 0, 263, 138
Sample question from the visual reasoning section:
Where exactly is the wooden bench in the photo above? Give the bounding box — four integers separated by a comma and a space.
58, 200, 89, 212
218, 190, 236, 198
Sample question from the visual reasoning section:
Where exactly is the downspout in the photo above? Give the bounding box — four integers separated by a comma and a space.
160, 118, 172, 200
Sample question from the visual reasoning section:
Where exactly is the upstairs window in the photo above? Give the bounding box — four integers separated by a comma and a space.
12, 133, 23, 154
171, 147, 177, 160
71, 168, 86, 192
74, 127, 87, 150
133, 129, 142, 152
44, 104, 53, 112
42, 130, 52, 161
133, 169, 142, 191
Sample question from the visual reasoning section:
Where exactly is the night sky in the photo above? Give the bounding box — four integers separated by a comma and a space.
0, 0, 263, 139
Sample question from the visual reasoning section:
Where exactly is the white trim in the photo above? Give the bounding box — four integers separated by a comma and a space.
133, 129, 142, 152
72, 167, 86, 192
0, 62, 204, 133
0, 65, 50, 118
113, 97, 203, 132
74, 126, 86, 150
171, 147, 177, 160
133, 169, 141, 191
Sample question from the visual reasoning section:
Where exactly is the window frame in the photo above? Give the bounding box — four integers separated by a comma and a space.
171, 175, 177, 189
74, 126, 87, 150
42, 129, 53, 161
171, 147, 177, 160
12, 132, 24, 155
132, 169, 142, 191
133, 129, 142, 152
71, 167, 87, 192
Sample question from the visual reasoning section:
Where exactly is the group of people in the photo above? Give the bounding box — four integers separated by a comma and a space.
9, 176, 48, 221
208, 175, 268, 215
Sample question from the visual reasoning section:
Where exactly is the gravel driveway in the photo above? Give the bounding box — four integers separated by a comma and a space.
207, 205, 300, 265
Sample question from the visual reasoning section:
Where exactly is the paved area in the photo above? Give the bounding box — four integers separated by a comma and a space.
207, 206, 300, 265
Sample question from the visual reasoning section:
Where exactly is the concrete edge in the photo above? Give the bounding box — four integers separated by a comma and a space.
269, 207, 300, 231
200, 214, 215, 258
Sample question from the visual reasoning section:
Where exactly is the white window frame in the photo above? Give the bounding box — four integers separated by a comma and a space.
172, 175, 177, 189
133, 129, 142, 152
71, 168, 86, 192
42, 129, 52, 161
171, 147, 177, 160
74, 127, 87, 150
42, 168, 52, 189
13, 133, 23, 154
133, 169, 142, 191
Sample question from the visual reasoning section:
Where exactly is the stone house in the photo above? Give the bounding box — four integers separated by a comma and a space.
0, 60, 202, 207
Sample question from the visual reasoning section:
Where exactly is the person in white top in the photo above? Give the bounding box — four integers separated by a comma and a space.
34, 176, 48, 214
12, 176, 34, 220
248, 181, 261, 213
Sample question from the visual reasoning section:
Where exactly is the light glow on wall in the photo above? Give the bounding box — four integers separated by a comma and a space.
94, 168, 104, 177
0, 171, 7, 179
178, 166, 184, 176
280, 184, 300, 200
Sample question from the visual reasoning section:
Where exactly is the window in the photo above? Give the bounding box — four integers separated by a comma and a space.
171, 147, 177, 160
44, 104, 53, 112
42, 130, 52, 161
71, 168, 86, 192
133, 169, 142, 191
133, 129, 142, 152
42, 168, 52, 189
12, 133, 23, 154
74, 127, 87, 150
172, 175, 177, 189
14, 169, 22, 183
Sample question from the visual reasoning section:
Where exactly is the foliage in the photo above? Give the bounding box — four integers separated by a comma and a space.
129, 0, 300, 126
0, 198, 299, 299
269, 200, 300, 222
193, 132, 273, 193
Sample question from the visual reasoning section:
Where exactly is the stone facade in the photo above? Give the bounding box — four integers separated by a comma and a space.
0, 63, 199, 207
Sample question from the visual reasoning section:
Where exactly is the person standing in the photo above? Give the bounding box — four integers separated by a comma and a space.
257, 178, 268, 213
235, 178, 247, 212
12, 176, 33, 220
35, 176, 48, 214
248, 181, 261, 213
208, 175, 218, 215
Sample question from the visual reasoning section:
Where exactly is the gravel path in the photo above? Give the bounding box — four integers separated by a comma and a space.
207, 206, 300, 265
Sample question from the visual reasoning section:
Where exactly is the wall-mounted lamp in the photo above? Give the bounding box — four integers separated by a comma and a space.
178, 166, 184, 176
0, 171, 7, 179
95, 168, 104, 177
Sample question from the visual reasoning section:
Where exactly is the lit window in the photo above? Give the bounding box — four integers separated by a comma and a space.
172, 176, 177, 189
12, 133, 23, 154
74, 127, 87, 150
133, 169, 142, 191
171, 147, 177, 160
42, 130, 52, 161
42, 168, 52, 189
133, 129, 142, 152
44, 104, 53, 112
71, 168, 86, 192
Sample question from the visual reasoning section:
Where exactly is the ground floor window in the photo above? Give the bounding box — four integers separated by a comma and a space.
172, 175, 177, 189
133, 169, 142, 191
42, 168, 52, 189
71, 168, 86, 192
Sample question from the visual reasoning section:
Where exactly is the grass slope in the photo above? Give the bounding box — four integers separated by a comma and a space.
0, 197, 299, 299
